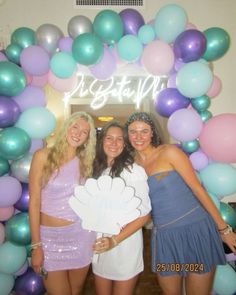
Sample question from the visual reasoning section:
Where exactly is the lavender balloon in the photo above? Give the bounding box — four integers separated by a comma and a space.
14, 183, 29, 212
119, 8, 145, 35
0, 96, 21, 128
154, 88, 190, 117
173, 29, 207, 62
14, 267, 46, 295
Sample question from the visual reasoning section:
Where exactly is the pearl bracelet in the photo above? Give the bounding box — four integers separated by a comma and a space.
31, 241, 42, 250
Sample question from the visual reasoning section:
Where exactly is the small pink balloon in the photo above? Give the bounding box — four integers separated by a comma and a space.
0, 206, 14, 221
25, 73, 33, 85
30, 72, 48, 87
206, 75, 222, 98
0, 222, 5, 244
48, 70, 78, 92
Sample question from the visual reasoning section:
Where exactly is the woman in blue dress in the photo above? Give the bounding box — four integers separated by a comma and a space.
125, 112, 236, 295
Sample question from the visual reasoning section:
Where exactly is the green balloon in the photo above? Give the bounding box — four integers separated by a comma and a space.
198, 110, 212, 122
220, 202, 236, 228
72, 33, 104, 65
11, 27, 36, 48
0, 61, 26, 96
203, 27, 230, 61
0, 156, 10, 176
93, 10, 123, 45
5, 43, 23, 64
191, 95, 211, 112
5, 213, 31, 246
181, 139, 200, 153
0, 127, 30, 160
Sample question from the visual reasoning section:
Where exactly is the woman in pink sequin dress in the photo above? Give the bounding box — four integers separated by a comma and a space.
29, 112, 97, 295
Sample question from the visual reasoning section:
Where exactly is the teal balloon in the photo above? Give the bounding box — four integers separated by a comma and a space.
0, 61, 26, 96
0, 273, 15, 295
5, 43, 23, 64
198, 110, 213, 122
200, 163, 236, 197
25, 243, 32, 257
0, 127, 30, 160
213, 264, 236, 295
11, 27, 36, 48
93, 9, 123, 45
203, 27, 230, 61
191, 95, 211, 112
220, 202, 236, 228
117, 35, 143, 62
181, 139, 199, 153
176, 61, 213, 98
0, 241, 27, 274
50, 52, 77, 78
0, 156, 10, 176
138, 24, 155, 45
72, 33, 104, 65
15, 107, 56, 139
5, 213, 31, 246
155, 4, 187, 43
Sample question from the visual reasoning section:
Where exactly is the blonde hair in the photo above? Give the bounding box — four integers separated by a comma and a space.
42, 112, 96, 185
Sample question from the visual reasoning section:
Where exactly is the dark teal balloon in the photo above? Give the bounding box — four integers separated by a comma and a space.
72, 33, 103, 65
220, 202, 236, 228
0, 61, 26, 96
191, 95, 211, 112
0, 156, 10, 176
5, 213, 31, 246
93, 9, 123, 44
0, 127, 30, 160
203, 27, 230, 61
181, 139, 200, 153
198, 110, 212, 122
11, 27, 36, 48
5, 43, 23, 64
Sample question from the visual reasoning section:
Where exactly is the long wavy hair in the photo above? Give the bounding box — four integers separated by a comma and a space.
42, 112, 96, 185
93, 120, 134, 178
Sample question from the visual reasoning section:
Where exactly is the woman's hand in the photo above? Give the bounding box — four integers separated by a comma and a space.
93, 236, 118, 254
31, 247, 44, 274
220, 230, 236, 254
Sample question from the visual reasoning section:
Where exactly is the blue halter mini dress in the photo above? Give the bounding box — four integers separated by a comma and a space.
148, 170, 226, 276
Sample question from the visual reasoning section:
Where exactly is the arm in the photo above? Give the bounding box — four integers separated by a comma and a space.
166, 145, 236, 254
28, 149, 47, 273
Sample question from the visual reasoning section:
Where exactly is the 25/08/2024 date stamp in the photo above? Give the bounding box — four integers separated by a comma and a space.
156, 263, 204, 272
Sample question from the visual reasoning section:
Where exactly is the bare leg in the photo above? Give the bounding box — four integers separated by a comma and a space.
156, 274, 183, 295
113, 275, 139, 295
43, 270, 71, 295
185, 268, 215, 295
69, 265, 90, 295
94, 274, 113, 295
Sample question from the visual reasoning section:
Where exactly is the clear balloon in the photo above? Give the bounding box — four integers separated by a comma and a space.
154, 4, 187, 43
154, 87, 190, 117
0, 61, 26, 97
93, 10, 123, 45
14, 183, 29, 212
189, 150, 209, 171
117, 35, 143, 62
199, 114, 236, 163
213, 264, 236, 295
50, 51, 77, 78
0, 96, 21, 128
0, 156, 10, 176
11, 27, 36, 48
68, 15, 93, 39
0, 176, 22, 207
5, 43, 22, 64
191, 95, 210, 112
0, 272, 15, 295
119, 8, 145, 36
11, 153, 33, 183
220, 202, 236, 228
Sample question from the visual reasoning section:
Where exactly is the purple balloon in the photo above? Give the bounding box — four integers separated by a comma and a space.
14, 267, 46, 295
189, 150, 209, 171
173, 29, 207, 63
14, 183, 29, 212
58, 36, 73, 52
29, 139, 44, 153
119, 8, 145, 35
12, 85, 46, 112
167, 73, 177, 88
0, 176, 22, 207
154, 88, 190, 117
0, 96, 21, 128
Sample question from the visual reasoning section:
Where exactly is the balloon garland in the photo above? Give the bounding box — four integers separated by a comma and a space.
0, 4, 236, 295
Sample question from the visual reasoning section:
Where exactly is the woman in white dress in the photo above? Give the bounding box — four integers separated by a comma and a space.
92, 120, 151, 295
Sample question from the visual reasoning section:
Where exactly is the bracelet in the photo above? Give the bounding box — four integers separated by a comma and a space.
31, 241, 42, 250
218, 225, 228, 232
219, 225, 233, 235
110, 236, 119, 248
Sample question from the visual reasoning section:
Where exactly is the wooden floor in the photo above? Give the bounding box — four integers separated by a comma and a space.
83, 229, 162, 295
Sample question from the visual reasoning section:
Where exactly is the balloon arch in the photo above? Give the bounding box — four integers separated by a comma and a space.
0, 4, 236, 295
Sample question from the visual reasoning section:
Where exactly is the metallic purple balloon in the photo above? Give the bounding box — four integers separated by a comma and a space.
14, 183, 29, 212
173, 29, 207, 62
119, 8, 145, 35
14, 267, 46, 295
0, 96, 21, 128
154, 88, 190, 118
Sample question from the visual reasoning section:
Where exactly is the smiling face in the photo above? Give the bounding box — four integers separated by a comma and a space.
103, 126, 125, 166
128, 120, 153, 152
67, 118, 90, 148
